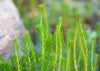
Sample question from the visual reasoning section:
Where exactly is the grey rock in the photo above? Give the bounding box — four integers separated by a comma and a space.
0, 0, 26, 59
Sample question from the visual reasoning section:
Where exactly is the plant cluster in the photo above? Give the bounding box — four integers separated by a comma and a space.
0, 4, 99, 71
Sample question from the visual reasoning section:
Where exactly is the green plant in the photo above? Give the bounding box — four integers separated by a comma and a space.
0, 4, 99, 71
84, 3, 91, 20
96, 22, 100, 70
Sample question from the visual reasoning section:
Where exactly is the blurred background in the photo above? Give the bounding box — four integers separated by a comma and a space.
13, 0, 100, 43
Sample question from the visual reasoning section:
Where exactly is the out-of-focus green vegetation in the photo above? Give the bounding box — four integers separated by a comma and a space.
13, 0, 92, 30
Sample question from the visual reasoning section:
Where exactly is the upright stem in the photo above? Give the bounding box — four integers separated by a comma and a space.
58, 32, 62, 71
66, 30, 71, 71
94, 54, 98, 71
80, 36, 87, 71
58, 17, 63, 71
30, 44, 37, 71
78, 13, 88, 71
66, 44, 71, 71
43, 3, 49, 39
53, 28, 58, 71
79, 23, 88, 71
91, 37, 95, 71
25, 39, 31, 71
73, 23, 78, 71
39, 4, 45, 71
14, 39, 20, 71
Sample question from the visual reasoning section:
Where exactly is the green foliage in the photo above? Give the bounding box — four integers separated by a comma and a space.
96, 22, 100, 38
13, 0, 36, 16
84, 3, 91, 20
0, 4, 99, 71
96, 22, 100, 68
0, 56, 11, 71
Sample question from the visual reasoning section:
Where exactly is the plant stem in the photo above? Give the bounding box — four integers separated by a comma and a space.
73, 23, 78, 71
94, 54, 98, 71
65, 30, 70, 71
80, 36, 87, 71
46, 61, 50, 71
31, 46, 37, 71
66, 46, 71, 71
91, 37, 95, 71
43, 3, 49, 39
79, 23, 88, 71
26, 40, 31, 71
39, 4, 45, 71
77, 51, 81, 67
14, 39, 20, 71
53, 29, 58, 71
58, 17, 63, 71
